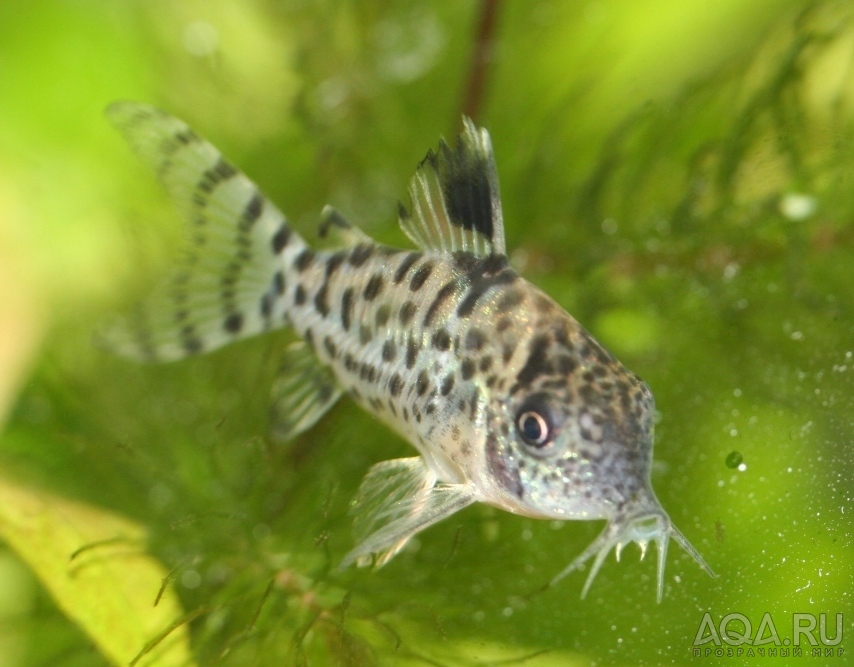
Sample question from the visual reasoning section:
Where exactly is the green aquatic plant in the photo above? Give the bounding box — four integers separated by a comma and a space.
0, 2, 850, 666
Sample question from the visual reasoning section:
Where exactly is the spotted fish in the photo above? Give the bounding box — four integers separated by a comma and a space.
102, 102, 714, 601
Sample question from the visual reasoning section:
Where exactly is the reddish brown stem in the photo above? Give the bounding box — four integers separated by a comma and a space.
460, 0, 502, 126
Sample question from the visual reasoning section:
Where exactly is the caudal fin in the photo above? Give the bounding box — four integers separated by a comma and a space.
99, 102, 304, 362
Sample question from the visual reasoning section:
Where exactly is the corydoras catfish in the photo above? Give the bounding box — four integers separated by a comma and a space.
102, 102, 715, 601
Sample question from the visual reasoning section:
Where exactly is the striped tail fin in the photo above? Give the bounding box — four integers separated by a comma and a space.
100, 102, 305, 362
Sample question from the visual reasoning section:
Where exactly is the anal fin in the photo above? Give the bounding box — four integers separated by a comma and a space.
340, 457, 476, 568
269, 341, 342, 441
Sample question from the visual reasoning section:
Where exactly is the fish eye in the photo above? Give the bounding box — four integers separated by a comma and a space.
518, 411, 549, 446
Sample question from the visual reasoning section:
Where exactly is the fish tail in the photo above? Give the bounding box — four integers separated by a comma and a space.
99, 101, 308, 362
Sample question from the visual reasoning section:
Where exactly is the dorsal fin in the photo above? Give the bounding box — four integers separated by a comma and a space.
398, 118, 506, 257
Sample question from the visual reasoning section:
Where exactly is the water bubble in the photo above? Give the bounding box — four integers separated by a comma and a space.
183, 21, 219, 57
725, 451, 743, 469
779, 193, 816, 220
181, 570, 202, 589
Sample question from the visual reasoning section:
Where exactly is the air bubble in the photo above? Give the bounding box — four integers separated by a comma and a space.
725, 451, 743, 469
181, 570, 202, 589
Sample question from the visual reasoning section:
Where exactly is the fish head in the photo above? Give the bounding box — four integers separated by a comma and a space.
480, 308, 714, 599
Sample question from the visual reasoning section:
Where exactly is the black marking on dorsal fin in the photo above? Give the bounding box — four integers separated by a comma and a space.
398, 118, 506, 257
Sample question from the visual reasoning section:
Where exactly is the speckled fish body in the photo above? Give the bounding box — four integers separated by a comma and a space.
103, 102, 714, 600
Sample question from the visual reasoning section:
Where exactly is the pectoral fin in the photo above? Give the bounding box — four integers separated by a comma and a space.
341, 457, 476, 568
269, 341, 342, 441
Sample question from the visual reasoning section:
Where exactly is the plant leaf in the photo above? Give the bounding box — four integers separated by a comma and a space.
0, 476, 195, 667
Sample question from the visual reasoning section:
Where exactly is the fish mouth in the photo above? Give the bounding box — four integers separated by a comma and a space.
550, 493, 716, 602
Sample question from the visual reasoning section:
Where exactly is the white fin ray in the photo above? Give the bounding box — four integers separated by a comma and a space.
341, 457, 476, 568
398, 118, 506, 258
99, 101, 300, 362
269, 341, 342, 442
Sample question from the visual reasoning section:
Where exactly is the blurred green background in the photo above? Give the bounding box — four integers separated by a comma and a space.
0, 1, 851, 665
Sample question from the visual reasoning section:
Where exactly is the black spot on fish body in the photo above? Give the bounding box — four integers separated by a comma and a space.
405, 336, 419, 369
501, 341, 517, 363
364, 365, 377, 383
431, 328, 451, 351
457, 270, 516, 318
382, 340, 396, 362
341, 288, 354, 330
294, 285, 307, 305
497, 289, 524, 310
294, 249, 315, 272
323, 336, 337, 359
389, 373, 403, 396
461, 359, 476, 380
409, 263, 434, 291
271, 224, 290, 254
474, 254, 510, 279
423, 279, 460, 327
399, 301, 416, 325
394, 251, 422, 284
451, 252, 479, 274
464, 328, 486, 351
513, 334, 552, 391
344, 353, 357, 372
468, 391, 480, 420
349, 244, 374, 267
314, 283, 330, 317
440, 374, 455, 396
359, 325, 372, 345
325, 251, 347, 277
363, 273, 384, 301
416, 371, 429, 396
